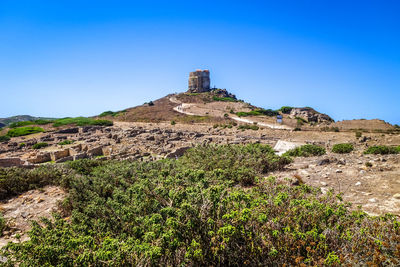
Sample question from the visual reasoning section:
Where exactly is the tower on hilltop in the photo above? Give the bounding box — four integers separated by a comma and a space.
188, 69, 210, 93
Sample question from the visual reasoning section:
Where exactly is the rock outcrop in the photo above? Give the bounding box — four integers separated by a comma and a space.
289, 107, 334, 123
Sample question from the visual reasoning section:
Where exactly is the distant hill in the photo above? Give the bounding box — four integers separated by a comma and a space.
0, 115, 56, 127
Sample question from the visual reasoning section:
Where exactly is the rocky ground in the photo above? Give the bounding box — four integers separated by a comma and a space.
0, 186, 65, 247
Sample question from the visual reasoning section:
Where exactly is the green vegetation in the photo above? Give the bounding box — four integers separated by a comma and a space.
364, 145, 400, 155
0, 213, 5, 236
58, 140, 74, 146
52, 117, 113, 127
237, 109, 279, 117
99, 110, 127, 117
0, 165, 65, 200
332, 143, 354, 154
284, 144, 326, 157
9, 119, 54, 128
295, 116, 307, 126
170, 120, 176, 125
19, 143, 26, 148
32, 142, 48, 149
1, 144, 400, 265
278, 106, 293, 114
355, 131, 362, 138
0, 136, 10, 142
212, 96, 237, 102
238, 124, 259, 130
6, 126, 44, 137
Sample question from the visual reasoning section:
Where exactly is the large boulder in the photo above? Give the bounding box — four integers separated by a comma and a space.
289, 107, 334, 123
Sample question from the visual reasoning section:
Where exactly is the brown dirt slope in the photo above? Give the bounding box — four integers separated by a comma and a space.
101, 94, 230, 124
332, 119, 395, 131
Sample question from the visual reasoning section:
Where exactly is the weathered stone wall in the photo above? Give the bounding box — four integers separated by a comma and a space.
188, 70, 210, 93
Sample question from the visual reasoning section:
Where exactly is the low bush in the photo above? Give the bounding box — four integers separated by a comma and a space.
237, 109, 279, 117
8, 121, 33, 128
364, 145, 399, 155
53, 117, 113, 127
0, 213, 5, 236
6, 127, 44, 137
32, 142, 48, 149
332, 143, 354, 154
355, 131, 362, 138
279, 106, 293, 114
238, 124, 259, 130
19, 143, 26, 148
99, 110, 126, 117
58, 140, 74, 146
0, 136, 10, 142
0, 165, 65, 200
284, 144, 326, 157
170, 120, 176, 125
180, 144, 291, 174
212, 96, 237, 102
9, 120, 53, 128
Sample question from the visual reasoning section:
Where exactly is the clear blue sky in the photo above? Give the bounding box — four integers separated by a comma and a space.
1, 0, 399, 124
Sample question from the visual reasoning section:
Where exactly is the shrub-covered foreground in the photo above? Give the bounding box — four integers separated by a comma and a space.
1, 144, 400, 266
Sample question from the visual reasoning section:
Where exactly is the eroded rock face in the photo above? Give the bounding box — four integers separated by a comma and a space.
289, 107, 334, 123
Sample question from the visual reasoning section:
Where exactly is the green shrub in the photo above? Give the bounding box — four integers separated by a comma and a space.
99, 111, 126, 117
0, 165, 65, 200
212, 96, 237, 102
34, 119, 54, 125
181, 144, 291, 174
53, 117, 113, 127
9, 120, 53, 128
279, 106, 293, 114
364, 145, 399, 155
0, 213, 5, 236
293, 127, 301, 131
9, 121, 33, 128
238, 124, 259, 131
170, 120, 176, 125
332, 143, 354, 154
6, 127, 44, 137
283, 144, 326, 157
58, 140, 74, 146
19, 143, 26, 148
237, 109, 279, 117
32, 142, 48, 149
148, 101, 154, 106
355, 131, 362, 138
0, 136, 10, 142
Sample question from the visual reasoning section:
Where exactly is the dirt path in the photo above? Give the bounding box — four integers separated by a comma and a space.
169, 97, 293, 130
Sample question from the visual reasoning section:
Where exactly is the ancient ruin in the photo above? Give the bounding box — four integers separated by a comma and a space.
188, 69, 210, 93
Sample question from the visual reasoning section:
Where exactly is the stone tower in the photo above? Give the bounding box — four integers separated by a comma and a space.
188, 69, 210, 93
